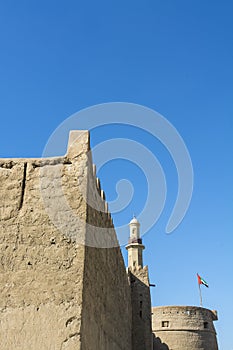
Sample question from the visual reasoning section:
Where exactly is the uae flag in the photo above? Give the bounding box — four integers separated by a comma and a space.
197, 273, 209, 288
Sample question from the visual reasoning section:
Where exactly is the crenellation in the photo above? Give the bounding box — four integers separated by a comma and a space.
96, 177, 101, 193
0, 130, 219, 350
104, 201, 108, 213
92, 163, 96, 177
0, 130, 131, 349
152, 306, 218, 349
101, 189, 105, 200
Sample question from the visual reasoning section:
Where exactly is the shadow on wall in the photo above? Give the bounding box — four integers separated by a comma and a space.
153, 334, 169, 350
128, 268, 152, 350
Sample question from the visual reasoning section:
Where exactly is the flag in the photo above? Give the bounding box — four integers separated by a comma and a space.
197, 273, 209, 288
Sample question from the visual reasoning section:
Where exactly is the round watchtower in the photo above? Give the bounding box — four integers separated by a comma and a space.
152, 305, 218, 350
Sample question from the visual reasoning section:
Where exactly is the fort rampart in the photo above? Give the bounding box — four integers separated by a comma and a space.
0, 131, 132, 350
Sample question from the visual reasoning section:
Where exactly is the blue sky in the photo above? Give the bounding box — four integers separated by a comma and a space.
0, 1, 232, 348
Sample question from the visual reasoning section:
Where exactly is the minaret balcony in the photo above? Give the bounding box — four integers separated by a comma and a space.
128, 237, 142, 244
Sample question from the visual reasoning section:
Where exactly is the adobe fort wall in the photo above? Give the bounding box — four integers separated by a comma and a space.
0, 129, 219, 350
152, 305, 218, 350
0, 130, 132, 350
128, 266, 153, 350
80, 134, 132, 350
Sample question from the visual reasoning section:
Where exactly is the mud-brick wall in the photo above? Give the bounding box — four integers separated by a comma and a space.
80, 145, 132, 350
0, 130, 132, 350
0, 143, 88, 349
128, 266, 152, 350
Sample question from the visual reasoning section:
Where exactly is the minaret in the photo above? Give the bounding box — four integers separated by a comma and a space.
126, 216, 145, 268
126, 216, 152, 350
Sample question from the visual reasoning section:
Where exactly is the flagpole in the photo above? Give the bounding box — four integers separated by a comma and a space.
198, 283, 203, 307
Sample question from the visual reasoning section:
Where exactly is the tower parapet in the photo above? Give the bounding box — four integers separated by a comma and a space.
152, 305, 218, 350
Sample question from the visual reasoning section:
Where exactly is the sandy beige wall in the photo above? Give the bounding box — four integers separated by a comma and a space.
0, 131, 90, 349
0, 131, 132, 350
79, 151, 132, 350
0, 152, 88, 349
128, 266, 152, 350
152, 306, 218, 350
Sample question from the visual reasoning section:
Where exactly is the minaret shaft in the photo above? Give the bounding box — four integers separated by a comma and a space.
126, 216, 145, 268
126, 243, 145, 268
126, 216, 153, 350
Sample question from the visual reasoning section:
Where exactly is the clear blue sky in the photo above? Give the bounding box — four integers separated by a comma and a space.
0, 1, 232, 348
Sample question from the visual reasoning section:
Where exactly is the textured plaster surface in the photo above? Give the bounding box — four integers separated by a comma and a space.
0, 131, 132, 350
128, 266, 152, 350
152, 305, 218, 350
0, 130, 219, 350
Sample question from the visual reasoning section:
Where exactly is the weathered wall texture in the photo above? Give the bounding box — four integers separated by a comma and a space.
80, 139, 132, 350
152, 305, 218, 350
0, 129, 219, 350
128, 266, 152, 350
0, 130, 132, 350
